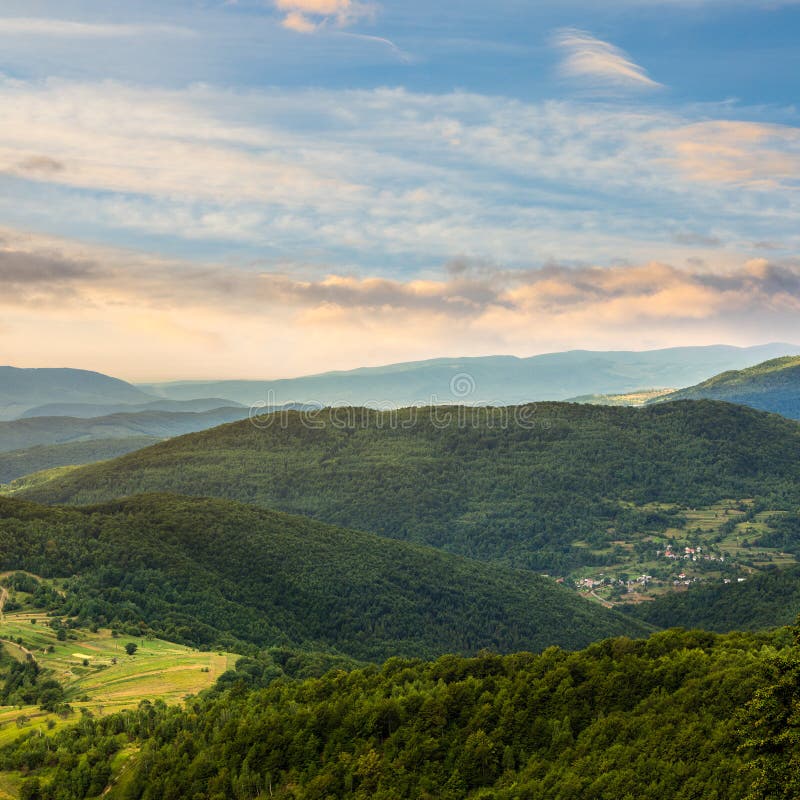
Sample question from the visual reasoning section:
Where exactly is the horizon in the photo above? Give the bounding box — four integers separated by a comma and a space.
3, 340, 800, 384
2, 1, 799, 378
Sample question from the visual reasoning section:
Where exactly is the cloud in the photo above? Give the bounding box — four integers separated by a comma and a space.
671, 231, 722, 247
3, 226, 799, 379
1, 78, 799, 273
553, 28, 662, 92
0, 18, 194, 38
273, 0, 375, 33
15, 156, 65, 175
653, 120, 800, 187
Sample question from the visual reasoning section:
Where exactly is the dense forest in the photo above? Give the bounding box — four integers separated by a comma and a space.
21, 401, 800, 573
3, 625, 799, 800
626, 565, 800, 631
0, 495, 647, 660
0, 438, 158, 485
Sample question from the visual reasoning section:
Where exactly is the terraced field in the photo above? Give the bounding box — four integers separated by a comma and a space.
570, 499, 798, 605
0, 612, 235, 719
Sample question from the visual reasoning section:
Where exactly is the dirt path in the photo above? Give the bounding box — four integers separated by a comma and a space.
0, 585, 6, 623
589, 590, 615, 609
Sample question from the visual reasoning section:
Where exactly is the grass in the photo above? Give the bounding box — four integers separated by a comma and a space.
0, 584, 236, 798
0, 610, 236, 746
0, 465, 82, 497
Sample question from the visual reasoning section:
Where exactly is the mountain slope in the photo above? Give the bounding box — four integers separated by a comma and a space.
21, 401, 800, 572
625, 566, 800, 632
140, 343, 800, 407
6, 627, 787, 800
0, 494, 648, 660
0, 367, 154, 420
0, 437, 159, 485
0, 407, 250, 452
653, 356, 800, 419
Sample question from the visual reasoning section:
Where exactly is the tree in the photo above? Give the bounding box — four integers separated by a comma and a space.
740, 621, 800, 800
125, 643, 138, 656
19, 777, 41, 800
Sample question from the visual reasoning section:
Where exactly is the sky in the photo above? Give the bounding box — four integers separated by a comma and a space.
1, 0, 799, 380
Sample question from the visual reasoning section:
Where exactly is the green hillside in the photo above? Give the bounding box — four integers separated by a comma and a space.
0, 408, 250, 453
3, 626, 797, 800
0, 495, 647, 661
21, 401, 800, 574
653, 356, 800, 419
626, 565, 800, 632
0, 438, 159, 485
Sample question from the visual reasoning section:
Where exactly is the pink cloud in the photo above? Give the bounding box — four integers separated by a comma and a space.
273, 0, 375, 33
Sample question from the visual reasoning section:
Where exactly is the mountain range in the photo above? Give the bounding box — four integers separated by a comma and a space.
139, 343, 800, 408
0, 366, 153, 421
0, 407, 251, 454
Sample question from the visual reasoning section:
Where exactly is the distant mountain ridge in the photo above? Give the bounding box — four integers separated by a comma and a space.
140, 343, 800, 408
0, 366, 155, 420
19, 397, 244, 419
652, 356, 800, 419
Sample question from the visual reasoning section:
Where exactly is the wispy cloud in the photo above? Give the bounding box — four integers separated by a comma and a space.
1, 78, 798, 275
553, 28, 662, 92
273, 0, 376, 33
0, 18, 195, 38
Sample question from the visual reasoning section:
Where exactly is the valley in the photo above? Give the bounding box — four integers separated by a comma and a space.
5, 1, 800, 793
0, 355, 799, 798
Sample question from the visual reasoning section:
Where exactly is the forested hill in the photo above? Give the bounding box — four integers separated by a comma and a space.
626, 565, 800, 632
0, 494, 648, 659
22, 400, 800, 572
654, 356, 800, 419
5, 626, 797, 800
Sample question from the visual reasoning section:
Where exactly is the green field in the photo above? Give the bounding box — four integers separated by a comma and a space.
0, 571, 237, 799
0, 612, 235, 797
0, 612, 235, 721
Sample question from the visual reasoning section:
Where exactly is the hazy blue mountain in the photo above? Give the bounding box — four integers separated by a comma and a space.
652, 356, 800, 419
0, 407, 251, 453
0, 366, 155, 420
140, 344, 800, 408
20, 397, 243, 419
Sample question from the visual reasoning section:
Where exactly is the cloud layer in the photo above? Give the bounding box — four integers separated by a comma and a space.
0, 18, 193, 38
2, 228, 798, 379
1, 77, 798, 275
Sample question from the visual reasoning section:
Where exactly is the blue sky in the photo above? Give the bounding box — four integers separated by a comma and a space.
1, 0, 799, 379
